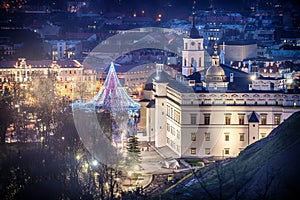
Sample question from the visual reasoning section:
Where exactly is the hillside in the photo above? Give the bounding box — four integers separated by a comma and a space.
163, 111, 300, 200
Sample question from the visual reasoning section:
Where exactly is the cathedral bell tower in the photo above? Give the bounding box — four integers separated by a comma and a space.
182, 2, 205, 77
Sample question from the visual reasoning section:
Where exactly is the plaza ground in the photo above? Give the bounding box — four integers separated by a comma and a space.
122, 143, 192, 192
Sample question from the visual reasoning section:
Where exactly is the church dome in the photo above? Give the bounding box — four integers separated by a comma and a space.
206, 65, 225, 76
205, 65, 226, 82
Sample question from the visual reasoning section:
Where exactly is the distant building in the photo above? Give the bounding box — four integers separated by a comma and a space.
110, 63, 178, 96
201, 25, 223, 46
220, 40, 257, 64
0, 44, 15, 57
44, 40, 82, 60
67, 1, 89, 13
0, 58, 97, 101
27, 20, 61, 40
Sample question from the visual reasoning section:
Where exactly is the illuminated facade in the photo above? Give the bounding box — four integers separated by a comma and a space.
182, 15, 206, 77
121, 63, 178, 95
0, 58, 97, 101
145, 48, 300, 158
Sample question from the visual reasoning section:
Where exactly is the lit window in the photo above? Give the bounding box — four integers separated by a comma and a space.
225, 133, 230, 141
191, 133, 196, 141
261, 115, 267, 125
239, 133, 245, 141
274, 114, 281, 125
225, 114, 231, 125
191, 148, 196, 155
238, 114, 245, 125
205, 148, 210, 155
205, 132, 210, 141
224, 148, 230, 155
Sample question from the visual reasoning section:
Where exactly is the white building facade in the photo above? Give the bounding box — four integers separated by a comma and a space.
144, 48, 300, 158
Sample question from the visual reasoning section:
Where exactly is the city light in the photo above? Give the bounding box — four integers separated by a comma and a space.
251, 75, 256, 81
76, 154, 81, 160
92, 159, 98, 166
287, 78, 293, 84
0, 1, 300, 199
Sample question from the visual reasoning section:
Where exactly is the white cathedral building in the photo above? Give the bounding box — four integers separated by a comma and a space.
140, 23, 300, 158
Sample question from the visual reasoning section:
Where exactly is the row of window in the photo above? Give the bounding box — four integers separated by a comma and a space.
190, 113, 281, 125
185, 100, 285, 106
166, 137, 180, 152
191, 132, 267, 142
0, 69, 82, 76
166, 123, 180, 139
183, 57, 202, 67
184, 42, 202, 50
190, 147, 243, 155
166, 105, 180, 123
0, 76, 94, 83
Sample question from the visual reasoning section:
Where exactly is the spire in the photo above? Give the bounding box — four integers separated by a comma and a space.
211, 43, 220, 67
209, 0, 214, 10
192, 0, 196, 28
189, 1, 200, 39
213, 43, 218, 55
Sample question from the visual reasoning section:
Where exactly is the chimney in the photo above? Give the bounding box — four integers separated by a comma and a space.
156, 63, 164, 77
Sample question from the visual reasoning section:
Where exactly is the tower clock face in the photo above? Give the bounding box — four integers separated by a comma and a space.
191, 41, 195, 46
